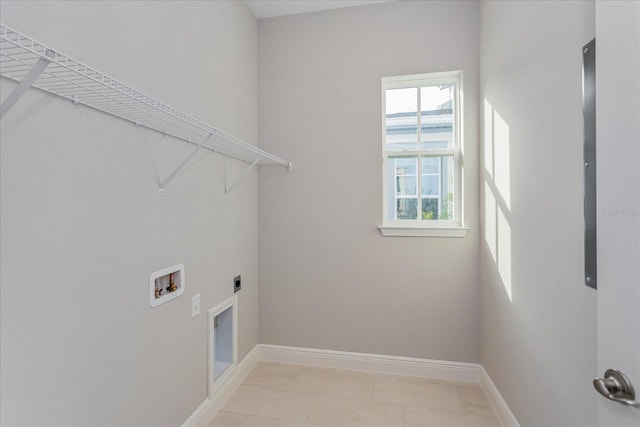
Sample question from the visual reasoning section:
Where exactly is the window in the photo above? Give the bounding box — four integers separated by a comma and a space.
380, 71, 467, 237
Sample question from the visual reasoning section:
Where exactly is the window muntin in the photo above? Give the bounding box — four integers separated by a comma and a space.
382, 72, 462, 227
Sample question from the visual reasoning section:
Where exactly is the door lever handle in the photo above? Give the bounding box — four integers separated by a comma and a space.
593, 369, 640, 408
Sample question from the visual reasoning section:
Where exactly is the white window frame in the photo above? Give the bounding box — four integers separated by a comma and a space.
379, 71, 468, 238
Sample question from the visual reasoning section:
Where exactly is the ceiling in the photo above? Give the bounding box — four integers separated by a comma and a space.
245, 1, 394, 19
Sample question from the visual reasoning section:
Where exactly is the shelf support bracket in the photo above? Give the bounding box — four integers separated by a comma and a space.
1, 56, 51, 119
225, 157, 261, 198
158, 133, 213, 195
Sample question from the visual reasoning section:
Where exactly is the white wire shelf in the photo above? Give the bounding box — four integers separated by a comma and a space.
0, 23, 292, 189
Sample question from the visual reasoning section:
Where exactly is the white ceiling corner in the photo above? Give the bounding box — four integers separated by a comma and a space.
245, 1, 395, 20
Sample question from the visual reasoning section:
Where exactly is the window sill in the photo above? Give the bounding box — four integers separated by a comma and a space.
378, 225, 469, 238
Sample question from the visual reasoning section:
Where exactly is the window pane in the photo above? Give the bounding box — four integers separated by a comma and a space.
421, 85, 454, 150
397, 198, 417, 220
394, 157, 417, 174
421, 85, 453, 111
422, 175, 439, 196
422, 156, 439, 174
394, 156, 417, 195
387, 156, 418, 220
396, 176, 416, 195
421, 156, 455, 221
386, 88, 417, 151
422, 198, 439, 220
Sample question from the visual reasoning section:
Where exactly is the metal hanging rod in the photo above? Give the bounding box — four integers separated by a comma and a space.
0, 23, 292, 179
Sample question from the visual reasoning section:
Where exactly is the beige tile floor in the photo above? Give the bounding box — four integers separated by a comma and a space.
208, 362, 502, 427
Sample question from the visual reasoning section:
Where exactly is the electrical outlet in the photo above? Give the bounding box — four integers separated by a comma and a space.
192, 294, 200, 318
234, 275, 241, 293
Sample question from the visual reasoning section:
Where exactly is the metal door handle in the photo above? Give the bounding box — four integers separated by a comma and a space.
593, 369, 640, 408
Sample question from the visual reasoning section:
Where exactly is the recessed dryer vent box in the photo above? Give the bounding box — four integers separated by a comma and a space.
150, 264, 185, 307
208, 295, 238, 397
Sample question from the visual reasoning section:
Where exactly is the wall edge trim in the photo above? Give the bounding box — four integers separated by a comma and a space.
480, 365, 521, 427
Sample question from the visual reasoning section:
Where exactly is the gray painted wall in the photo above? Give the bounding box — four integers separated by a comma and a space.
258, 1, 481, 363
479, 1, 597, 425
0, 1, 259, 425
1, 1, 605, 425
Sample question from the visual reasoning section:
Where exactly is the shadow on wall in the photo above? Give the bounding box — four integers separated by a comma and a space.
484, 99, 512, 302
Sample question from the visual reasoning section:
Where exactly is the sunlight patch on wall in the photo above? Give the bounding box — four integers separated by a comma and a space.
484, 99, 494, 179
497, 207, 512, 300
494, 110, 511, 210
485, 181, 497, 262
484, 99, 512, 301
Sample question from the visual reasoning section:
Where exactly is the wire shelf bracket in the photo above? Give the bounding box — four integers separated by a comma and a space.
0, 52, 51, 118
159, 133, 213, 195
0, 23, 292, 194
225, 157, 261, 198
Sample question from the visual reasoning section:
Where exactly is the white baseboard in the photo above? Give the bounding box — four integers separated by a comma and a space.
181, 345, 260, 427
182, 344, 520, 427
480, 366, 520, 427
258, 344, 481, 383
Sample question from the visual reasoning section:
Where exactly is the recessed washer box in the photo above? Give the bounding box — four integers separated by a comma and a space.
149, 264, 185, 307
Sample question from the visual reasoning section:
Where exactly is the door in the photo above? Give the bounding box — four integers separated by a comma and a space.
596, 1, 640, 425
